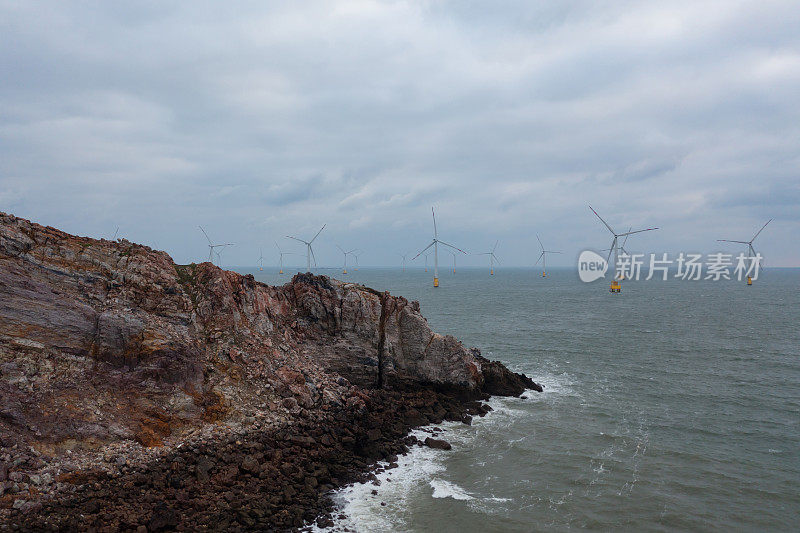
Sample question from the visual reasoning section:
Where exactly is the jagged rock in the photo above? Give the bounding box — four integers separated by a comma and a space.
0, 212, 542, 530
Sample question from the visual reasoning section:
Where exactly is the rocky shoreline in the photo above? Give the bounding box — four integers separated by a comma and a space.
0, 212, 541, 531
5, 385, 529, 531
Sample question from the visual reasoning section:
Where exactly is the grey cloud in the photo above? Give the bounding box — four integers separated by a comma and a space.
0, 0, 798, 267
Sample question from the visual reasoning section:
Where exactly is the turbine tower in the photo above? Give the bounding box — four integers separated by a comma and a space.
199, 226, 234, 265
257, 248, 264, 271
353, 251, 362, 271
412, 207, 466, 287
718, 219, 772, 284
448, 250, 457, 273
588, 206, 658, 280
287, 224, 326, 272
337, 245, 358, 274
535, 235, 563, 277
274, 241, 296, 275
477, 240, 500, 275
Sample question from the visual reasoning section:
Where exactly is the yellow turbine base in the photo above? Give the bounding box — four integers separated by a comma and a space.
343, 269, 347, 274
279, 269, 283, 274
433, 277, 439, 287
610, 280, 621, 293
259, 268, 263, 271
747, 276, 752, 285
490, 269, 494, 275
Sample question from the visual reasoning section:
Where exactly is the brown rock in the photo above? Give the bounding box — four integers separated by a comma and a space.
424, 437, 452, 451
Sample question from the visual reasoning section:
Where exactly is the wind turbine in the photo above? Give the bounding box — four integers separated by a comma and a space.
257, 248, 264, 271
199, 226, 234, 265
718, 219, 772, 283
448, 250, 457, 274
399, 253, 409, 272
535, 235, 563, 277
588, 206, 658, 280
412, 207, 466, 287
337, 245, 358, 274
287, 224, 326, 272
477, 240, 500, 275
275, 241, 297, 275
353, 251, 362, 271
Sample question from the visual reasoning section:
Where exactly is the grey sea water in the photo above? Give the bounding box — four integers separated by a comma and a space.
245, 267, 799, 532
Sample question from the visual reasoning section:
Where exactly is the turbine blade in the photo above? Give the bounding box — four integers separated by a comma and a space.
492, 253, 500, 265
310, 246, 317, 267
310, 224, 326, 244
589, 205, 615, 234
431, 207, 438, 238
199, 226, 212, 244
621, 227, 632, 248
618, 227, 659, 236
492, 240, 499, 253
536, 234, 544, 251
337, 245, 344, 253
287, 236, 308, 244
412, 241, 435, 260
437, 240, 467, 254
535, 252, 544, 265
717, 239, 749, 244
751, 219, 772, 243
275, 241, 281, 252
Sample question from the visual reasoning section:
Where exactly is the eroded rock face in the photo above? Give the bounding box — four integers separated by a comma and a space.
0, 212, 535, 454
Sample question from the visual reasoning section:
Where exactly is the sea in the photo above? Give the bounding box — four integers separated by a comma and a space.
242, 266, 799, 532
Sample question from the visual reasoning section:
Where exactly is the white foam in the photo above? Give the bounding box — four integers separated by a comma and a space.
430, 478, 474, 500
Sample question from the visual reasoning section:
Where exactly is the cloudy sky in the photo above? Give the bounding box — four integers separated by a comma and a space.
2, 0, 798, 267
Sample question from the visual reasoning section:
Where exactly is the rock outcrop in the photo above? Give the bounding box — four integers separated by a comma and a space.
0, 211, 540, 530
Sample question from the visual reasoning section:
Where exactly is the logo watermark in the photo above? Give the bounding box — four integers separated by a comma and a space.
577, 252, 763, 282
578, 250, 609, 282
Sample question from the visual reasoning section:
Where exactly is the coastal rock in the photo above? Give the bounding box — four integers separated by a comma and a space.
424, 437, 452, 450
0, 211, 542, 530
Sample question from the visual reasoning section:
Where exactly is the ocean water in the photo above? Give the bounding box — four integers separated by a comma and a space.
245, 266, 799, 532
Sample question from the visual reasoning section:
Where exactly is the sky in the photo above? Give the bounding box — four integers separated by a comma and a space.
1, 0, 798, 268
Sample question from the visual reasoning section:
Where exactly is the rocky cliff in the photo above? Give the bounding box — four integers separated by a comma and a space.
0, 212, 539, 531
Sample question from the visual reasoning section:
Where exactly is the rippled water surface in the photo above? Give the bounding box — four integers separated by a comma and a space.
245, 267, 799, 532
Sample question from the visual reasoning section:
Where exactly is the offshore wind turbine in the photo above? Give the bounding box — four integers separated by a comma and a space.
718, 219, 772, 283
535, 235, 563, 277
274, 241, 297, 275
399, 253, 409, 272
287, 224, 326, 272
337, 245, 358, 274
588, 206, 658, 279
448, 250, 457, 273
353, 251, 362, 271
199, 226, 234, 265
412, 207, 466, 287
257, 248, 264, 271
477, 240, 500, 275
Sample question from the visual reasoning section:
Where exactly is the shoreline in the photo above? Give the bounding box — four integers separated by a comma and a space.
4, 386, 514, 531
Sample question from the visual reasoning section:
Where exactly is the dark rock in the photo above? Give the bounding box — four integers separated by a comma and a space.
424, 437, 452, 451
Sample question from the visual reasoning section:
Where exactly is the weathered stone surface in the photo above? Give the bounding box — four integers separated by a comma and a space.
0, 211, 541, 530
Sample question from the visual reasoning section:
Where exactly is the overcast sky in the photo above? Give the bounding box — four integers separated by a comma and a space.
1, 0, 798, 268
